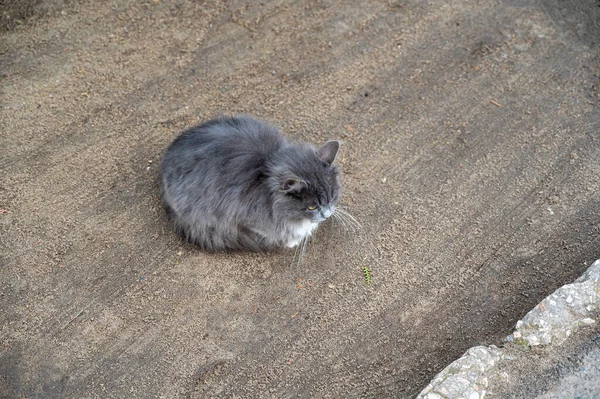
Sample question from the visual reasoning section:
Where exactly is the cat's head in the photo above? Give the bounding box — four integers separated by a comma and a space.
268, 140, 341, 223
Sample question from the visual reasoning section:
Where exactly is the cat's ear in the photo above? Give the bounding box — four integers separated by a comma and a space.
282, 177, 307, 193
317, 140, 340, 165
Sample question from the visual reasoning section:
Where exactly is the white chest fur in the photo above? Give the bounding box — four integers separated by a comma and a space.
285, 219, 319, 248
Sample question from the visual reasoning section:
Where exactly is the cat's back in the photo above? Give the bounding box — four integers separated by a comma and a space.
164, 116, 285, 162
161, 115, 286, 198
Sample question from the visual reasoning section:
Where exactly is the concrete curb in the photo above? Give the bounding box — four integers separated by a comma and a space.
416, 258, 600, 399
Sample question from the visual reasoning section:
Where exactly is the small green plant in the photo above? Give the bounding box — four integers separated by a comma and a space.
363, 266, 371, 285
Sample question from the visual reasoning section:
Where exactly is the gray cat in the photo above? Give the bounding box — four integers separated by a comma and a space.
160, 115, 342, 251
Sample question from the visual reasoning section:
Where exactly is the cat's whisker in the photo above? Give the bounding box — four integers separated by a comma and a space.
290, 235, 300, 266
336, 207, 361, 225
338, 213, 357, 233
298, 240, 306, 263
333, 210, 358, 234
335, 208, 361, 229
296, 239, 304, 264
331, 213, 352, 233
302, 237, 310, 267
292, 238, 303, 267
290, 234, 309, 268
330, 212, 342, 226
330, 213, 345, 229
292, 246, 298, 265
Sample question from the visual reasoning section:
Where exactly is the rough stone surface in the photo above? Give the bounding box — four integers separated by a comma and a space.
417, 259, 600, 399
507, 259, 600, 347
417, 346, 503, 399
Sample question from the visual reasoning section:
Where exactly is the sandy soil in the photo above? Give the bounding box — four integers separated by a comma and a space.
1, 0, 599, 398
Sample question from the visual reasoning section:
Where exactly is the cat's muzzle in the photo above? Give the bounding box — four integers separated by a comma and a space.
320, 205, 334, 220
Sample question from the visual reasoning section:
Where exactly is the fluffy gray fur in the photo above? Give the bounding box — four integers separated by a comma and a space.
160, 115, 341, 251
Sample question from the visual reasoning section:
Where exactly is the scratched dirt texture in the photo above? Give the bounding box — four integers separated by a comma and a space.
1, 0, 599, 398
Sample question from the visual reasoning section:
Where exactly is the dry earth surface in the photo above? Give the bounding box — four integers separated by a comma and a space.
1, 0, 599, 398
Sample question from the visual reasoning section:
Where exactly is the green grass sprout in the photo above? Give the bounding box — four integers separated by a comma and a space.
363, 266, 371, 285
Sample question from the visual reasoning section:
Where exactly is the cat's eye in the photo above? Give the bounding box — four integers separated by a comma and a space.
307, 205, 318, 211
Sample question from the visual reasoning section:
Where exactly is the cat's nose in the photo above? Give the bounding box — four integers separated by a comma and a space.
321, 206, 334, 219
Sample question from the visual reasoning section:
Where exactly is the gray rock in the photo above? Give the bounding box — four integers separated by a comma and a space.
416, 346, 503, 399
416, 259, 600, 399
507, 259, 600, 347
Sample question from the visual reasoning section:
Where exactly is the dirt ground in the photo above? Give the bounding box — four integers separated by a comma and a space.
1, 0, 599, 398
